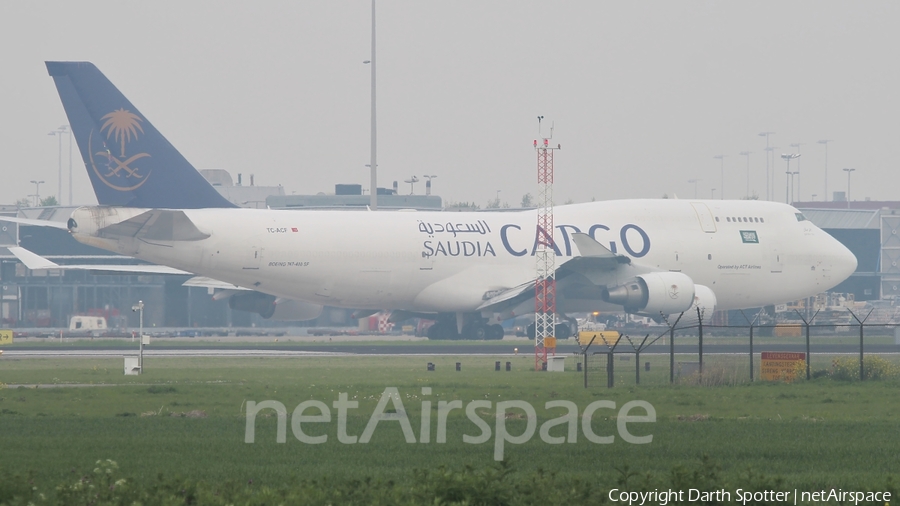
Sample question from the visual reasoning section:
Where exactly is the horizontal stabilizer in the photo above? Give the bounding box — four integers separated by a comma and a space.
98, 210, 209, 242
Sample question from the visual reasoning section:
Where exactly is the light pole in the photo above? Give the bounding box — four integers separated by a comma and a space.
363, 0, 377, 210
817, 139, 832, 201
64, 125, 72, 205
759, 131, 775, 200
404, 175, 419, 194
738, 151, 752, 198
29, 180, 44, 207
687, 178, 701, 199
790, 171, 799, 203
48, 128, 65, 203
790, 143, 804, 201
765, 146, 778, 200
132, 300, 144, 373
423, 175, 437, 195
713, 154, 726, 199
843, 168, 855, 209
780, 153, 799, 204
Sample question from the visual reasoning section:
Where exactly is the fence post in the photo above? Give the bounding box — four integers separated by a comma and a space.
583, 352, 588, 388
582, 336, 595, 389
741, 309, 762, 383
848, 309, 873, 382
749, 323, 754, 382
859, 319, 864, 381
664, 312, 683, 384
631, 334, 649, 386
635, 351, 640, 385
669, 325, 675, 384
607, 352, 614, 388
697, 307, 704, 379
805, 318, 811, 380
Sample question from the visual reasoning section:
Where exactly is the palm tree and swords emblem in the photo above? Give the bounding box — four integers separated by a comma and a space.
88, 108, 152, 191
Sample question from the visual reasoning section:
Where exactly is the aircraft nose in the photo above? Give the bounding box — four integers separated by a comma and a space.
830, 240, 858, 282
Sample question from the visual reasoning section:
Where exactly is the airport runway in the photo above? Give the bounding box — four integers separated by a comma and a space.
3, 343, 900, 358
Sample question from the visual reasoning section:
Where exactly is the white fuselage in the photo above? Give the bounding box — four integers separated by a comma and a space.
69, 199, 857, 314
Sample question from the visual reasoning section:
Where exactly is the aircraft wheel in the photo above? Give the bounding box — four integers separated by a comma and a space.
554, 323, 572, 340
488, 324, 505, 340
460, 322, 489, 340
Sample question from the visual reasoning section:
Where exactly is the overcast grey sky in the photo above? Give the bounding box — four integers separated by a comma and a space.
1, 1, 898, 207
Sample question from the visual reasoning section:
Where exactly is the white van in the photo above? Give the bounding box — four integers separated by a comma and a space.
69, 316, 108, 333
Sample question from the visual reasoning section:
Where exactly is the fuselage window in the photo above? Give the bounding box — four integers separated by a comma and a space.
715, 217, 720, 222
726, 217, 731, 222
708, 254, 712, 260
753, 217, 759, 223
760, 218, 765, 223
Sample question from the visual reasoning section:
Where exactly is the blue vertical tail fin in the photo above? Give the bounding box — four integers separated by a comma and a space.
46, 61, 236, 209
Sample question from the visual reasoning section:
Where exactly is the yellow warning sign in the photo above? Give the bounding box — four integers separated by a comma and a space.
0, 329, 12, 345
761, 351, 805, 381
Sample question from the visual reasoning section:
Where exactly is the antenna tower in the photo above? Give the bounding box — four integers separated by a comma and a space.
534, 117, 559, 371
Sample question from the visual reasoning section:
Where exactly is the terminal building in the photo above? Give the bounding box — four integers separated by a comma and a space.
797, 200, 900, 301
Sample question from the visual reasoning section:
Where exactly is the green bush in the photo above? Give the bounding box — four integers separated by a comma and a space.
830, 356, 900, 381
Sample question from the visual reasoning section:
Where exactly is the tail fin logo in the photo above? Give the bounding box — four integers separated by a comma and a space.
88, 108, 152, 191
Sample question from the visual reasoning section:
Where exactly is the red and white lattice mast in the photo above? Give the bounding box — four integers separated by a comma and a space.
534, 117, 559, 371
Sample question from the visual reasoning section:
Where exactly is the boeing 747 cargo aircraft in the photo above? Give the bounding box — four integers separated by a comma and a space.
12, 62, 856, 340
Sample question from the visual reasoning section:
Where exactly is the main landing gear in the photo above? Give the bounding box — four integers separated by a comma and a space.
426, 314, 504, 340
525, 321, 575, 340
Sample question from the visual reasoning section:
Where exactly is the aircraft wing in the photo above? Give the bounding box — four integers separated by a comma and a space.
476, 280, 537, 311
556, 233, 637, 283
9, 246, 256, 295
182, 276, 251, 291
8, 246, 192, 275
9, 244, 321, 320
476, 233, 649, 314
0, 216, 69, 229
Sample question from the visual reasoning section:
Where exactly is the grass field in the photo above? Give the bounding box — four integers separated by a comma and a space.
1, 353, 899, 503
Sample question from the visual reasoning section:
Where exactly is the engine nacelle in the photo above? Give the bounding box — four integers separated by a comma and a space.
229, 292, 276, 318
603, 272, 696, 315
268, 298, 324, 321
691, 284, 717, 321
228, 292, 323, 321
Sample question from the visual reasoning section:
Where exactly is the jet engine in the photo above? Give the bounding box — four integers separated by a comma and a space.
228, 292, 323, 321
691, 284, 717, 319
602, 272, 696, 315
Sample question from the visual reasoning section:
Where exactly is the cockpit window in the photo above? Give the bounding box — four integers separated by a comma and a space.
795, 213, 807, 222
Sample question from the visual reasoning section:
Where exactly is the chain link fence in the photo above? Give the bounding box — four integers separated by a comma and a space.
581, 307, 900, 388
